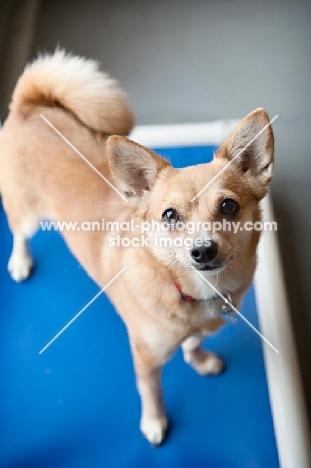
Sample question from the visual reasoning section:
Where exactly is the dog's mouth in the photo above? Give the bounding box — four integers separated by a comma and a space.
193, 261, 227, 273
195, 264, 220, 271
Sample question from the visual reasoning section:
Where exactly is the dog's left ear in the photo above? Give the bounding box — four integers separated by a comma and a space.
215, 108, 274, 199
107, 136, 170, 198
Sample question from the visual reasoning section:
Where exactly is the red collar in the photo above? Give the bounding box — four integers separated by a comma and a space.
174, 283, 196, 302
174, 282, 220, 302
174, 283, 237, 323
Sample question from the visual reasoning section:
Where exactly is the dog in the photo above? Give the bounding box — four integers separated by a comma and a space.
0, 50, 274, 445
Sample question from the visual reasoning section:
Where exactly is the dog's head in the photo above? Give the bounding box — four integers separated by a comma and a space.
107, 109, 274, 275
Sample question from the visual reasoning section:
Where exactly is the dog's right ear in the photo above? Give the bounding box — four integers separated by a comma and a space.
107, 136, 170, 198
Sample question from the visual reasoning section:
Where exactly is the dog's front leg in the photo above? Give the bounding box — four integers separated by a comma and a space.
129, 336, 169, 446
137, 365, 167, 446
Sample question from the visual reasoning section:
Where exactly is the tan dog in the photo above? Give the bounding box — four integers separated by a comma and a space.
0, 51, 274, 445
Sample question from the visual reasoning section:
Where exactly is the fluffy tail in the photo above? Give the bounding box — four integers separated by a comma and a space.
10, 49, 134, 135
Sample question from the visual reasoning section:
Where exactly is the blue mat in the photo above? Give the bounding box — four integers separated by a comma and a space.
0, 146, 279, 468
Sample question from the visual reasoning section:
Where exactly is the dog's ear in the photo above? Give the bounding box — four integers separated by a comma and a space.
107, 136, 170, 198
215, 108, 274, 199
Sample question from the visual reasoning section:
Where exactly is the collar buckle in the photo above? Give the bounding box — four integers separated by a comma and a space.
220, 294, 238, 323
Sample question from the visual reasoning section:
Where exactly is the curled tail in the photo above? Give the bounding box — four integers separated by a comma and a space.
10, 49, 134, 135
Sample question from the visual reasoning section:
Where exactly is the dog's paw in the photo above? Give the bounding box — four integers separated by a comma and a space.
140, 415, 168, 446
185, 350, 225, 376
8, 251, 33, 282
198, 352, 225, 375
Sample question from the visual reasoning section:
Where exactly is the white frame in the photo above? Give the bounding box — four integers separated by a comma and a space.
129, 121, 311, 468
254, 196, 311, 467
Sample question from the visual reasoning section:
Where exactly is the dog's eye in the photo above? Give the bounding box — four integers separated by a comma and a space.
162, 208, 180, 224
221, 198, 239, 215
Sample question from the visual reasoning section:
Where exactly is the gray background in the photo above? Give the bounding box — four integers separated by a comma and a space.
1, 0, 311, 424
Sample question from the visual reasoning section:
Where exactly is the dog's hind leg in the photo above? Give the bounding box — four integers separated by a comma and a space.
8, 232, 33, 282
7, 215, 38, 282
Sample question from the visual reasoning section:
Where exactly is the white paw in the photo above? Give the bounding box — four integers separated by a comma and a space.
8, 251, 33, 282
140, 415, 168, 446
185, 350, 225, 376
196, 353, 225, 376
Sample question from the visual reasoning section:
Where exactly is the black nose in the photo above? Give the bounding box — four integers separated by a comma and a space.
190, 240, 218, 264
